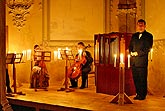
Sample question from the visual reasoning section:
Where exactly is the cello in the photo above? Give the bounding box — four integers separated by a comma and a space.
67, 44, 91, 79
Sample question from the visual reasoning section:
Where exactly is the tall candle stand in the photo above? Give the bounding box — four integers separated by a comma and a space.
110, 62, 132, 105
110, 38, 132, 105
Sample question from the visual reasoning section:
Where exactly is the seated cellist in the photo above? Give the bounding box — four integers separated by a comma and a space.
69, 42, 93, 89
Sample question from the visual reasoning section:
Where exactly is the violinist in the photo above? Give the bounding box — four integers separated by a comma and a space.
30, 44, 49, 88
69, 42, 93, 89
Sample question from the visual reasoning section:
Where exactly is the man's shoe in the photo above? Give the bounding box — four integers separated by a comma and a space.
133, 95, 140, 100
69, 86, 77, 88
79, 86, 85, 89
138, 96, 146, 100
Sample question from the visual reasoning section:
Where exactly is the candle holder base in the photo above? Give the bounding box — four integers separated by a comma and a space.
110, 93, 133, 104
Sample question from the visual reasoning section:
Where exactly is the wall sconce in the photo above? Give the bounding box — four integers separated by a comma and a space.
7, 0, 34, 30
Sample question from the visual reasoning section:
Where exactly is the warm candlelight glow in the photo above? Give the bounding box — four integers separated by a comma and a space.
120, 53, 124, 64
65, 47, 69, 54
22, 50, 27, 62
128, 54, 130, 68
54, 51, 58, 61
66, 47, 69, 50
114, 54, 117, 67
27, 49, 32, 60
78, 49, 83, 59
58, 48, 61, 59
95, 40, 99, 63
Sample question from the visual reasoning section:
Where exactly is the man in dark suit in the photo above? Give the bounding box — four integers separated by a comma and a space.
129, 19, 153, 100
69, 42, 93, 89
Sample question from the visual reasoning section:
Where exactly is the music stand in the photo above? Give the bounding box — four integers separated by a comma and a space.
15, 53, 23, 63
33, 50, 51, 91
6, 53, 15, 64
57, 49, 75, 92
34, 50, 51, 62
6, 53, 25, 95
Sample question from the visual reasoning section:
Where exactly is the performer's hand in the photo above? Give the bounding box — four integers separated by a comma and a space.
82, 52, 86, 56
131, 52, 138, 56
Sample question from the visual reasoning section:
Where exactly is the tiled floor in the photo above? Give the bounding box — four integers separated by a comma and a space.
7, 79, 165, 111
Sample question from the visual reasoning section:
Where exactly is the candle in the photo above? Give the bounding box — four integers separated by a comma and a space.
95, 43, 97, 61
22, 50, 27, 62
128, 54, 130, 68
95, 41, 99, 63
97, 41, 99, 61
66, 47, 68, 50
65, 47, 69, 54
120, 53, 124, 64
151, 48, 153, 61
114, 54, 117, 67
57, 48, 61, 59
54, 51, 58, 61
27, 49, 32, 60
78, 49, 83, 59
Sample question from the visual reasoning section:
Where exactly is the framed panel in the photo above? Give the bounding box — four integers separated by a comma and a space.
42, 0, 104, 47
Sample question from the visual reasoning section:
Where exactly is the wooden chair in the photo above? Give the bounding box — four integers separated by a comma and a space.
86, 64, 95, 87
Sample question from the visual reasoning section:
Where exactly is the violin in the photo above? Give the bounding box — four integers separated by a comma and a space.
67, 44, 91, 79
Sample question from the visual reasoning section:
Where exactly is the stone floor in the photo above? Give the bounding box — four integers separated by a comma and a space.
6, 76, 165, 111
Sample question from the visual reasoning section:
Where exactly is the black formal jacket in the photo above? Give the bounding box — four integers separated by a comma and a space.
129, 30, 153, 67
76, 51, 93, 73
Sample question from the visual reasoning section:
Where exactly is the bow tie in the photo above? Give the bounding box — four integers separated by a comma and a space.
139, 33, 142, 39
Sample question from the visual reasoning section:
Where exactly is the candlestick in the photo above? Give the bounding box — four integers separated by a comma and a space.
114, 54, 117, 67
95, 40, 99, 63
22, 50, 27, 62
54, 51, 58, 61
97, 41, 99, 62
120, 53, 124, 64
128, 54, 130, 68
57, 48, 61, 59
27, 49, 31, 60
17, 53, 21, 58
95, 43, 97, 62
65, 47, 69, 54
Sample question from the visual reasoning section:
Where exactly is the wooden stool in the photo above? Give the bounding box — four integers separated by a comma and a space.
86, 71, 95, 87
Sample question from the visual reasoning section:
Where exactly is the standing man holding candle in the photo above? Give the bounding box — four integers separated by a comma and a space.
129, 19, 153, 100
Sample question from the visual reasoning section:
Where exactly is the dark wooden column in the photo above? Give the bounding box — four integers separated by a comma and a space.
0, 0, 13, 110
118, 0, 136, 33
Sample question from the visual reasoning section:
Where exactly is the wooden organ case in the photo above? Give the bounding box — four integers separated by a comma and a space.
94, 32, 135, 96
